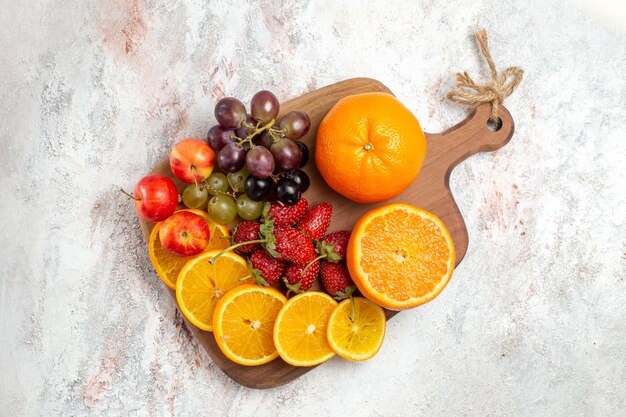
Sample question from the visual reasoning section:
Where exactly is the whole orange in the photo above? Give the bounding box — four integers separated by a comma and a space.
315, 93, 426, 203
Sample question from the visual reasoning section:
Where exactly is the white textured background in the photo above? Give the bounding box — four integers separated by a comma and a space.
1, 0, 625, 416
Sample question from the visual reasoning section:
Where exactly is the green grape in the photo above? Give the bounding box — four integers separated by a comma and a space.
227, 167, 250, 193
236, 194, 264, 220
182, 184, 208, 209
206, 172, 229, 195
207, 194, 237, 224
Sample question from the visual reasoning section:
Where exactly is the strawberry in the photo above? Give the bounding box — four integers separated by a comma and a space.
297, 202, 332, 240
320, 262, 355, 300
232, 221, 262, 253
248, 250, 285, 286
261, 223, 317, 264
316, 230, 351, 263
284, 260, 320, 292
264, 198, 308, 226
210, 221, 316, 267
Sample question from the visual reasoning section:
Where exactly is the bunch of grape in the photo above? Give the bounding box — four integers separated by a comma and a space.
209, 91, 311, 202
181, 90, 311, 224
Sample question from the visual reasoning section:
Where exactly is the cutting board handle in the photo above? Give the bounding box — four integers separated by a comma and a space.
417, 103, 515, 264
424, 103, 514, 175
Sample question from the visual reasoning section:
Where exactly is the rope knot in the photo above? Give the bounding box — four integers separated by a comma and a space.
447, 29, 523, 122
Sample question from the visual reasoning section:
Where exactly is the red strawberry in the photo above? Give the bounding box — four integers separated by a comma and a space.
316, 230, 351, 263
264, 198, 308, 226
210, 221, 316, 267
248, 250, 285, 286
261, 223, 317, 264
232, 221, 261, 253
320, 262, 355, 300
297, 202, 332, 240
284, 260, 320, 292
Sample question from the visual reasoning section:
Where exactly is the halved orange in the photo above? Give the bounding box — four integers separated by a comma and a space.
148, 208, 229, 289
213, 285, 287, 366
176, 250, 252, 331
327, 297, 386, 361
347, 203, 455, 310
273, 292, 338, 367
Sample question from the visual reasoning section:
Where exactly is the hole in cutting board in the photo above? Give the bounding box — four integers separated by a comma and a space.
487, 117, 503, 132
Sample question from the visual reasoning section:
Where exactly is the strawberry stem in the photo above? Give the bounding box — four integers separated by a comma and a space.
283, 277, 302, 296
300, 254, 326, 276
350, 295, 356, 323
239, 273, 253, 281
209, 239, 268, 264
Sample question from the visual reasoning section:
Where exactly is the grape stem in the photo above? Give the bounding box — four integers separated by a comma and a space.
205, 178, 236, 198
120, 189, 139, 201
233, 119, 276, 147
268, 127, 286, 143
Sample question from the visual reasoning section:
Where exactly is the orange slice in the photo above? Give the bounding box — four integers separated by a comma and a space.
176, 250, 252, 331
327, 297, 386, 361
213, 285, 287, 366
347, 203, 455, 310
148, 208, 229, 289
273, 292, 338, 367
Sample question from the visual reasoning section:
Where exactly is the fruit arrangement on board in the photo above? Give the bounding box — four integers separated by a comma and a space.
124, 89, 455, 367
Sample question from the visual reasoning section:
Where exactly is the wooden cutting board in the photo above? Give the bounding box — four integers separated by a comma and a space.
138, 78, 514, 389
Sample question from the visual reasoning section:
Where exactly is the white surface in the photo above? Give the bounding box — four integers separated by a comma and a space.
1, 1, 625, 416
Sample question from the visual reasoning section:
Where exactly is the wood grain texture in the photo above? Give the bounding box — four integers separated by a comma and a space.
138, 78, 514, 389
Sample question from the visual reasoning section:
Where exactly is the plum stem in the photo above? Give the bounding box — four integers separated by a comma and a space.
120, 189, 139, 201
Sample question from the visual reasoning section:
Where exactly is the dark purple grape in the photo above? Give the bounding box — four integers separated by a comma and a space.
207, 125, 235, 151
250, 90, 280, 123
246, 146, 275, 178
270, 139, 301, 172
282, 169, 310, 193
269, 180, 280, 201
276, 178, 301, 205
295, 141, 309, 167
278, 110, 311, 139
235, 115, 258, 139
218, 143, 246, 173
245, 175, 273, 201
214, 97, 246, 128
